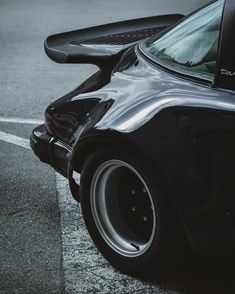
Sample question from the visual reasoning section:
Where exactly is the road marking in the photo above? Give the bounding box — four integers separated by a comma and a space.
0, 131, 30, 149
0, 129, 173, 293
0, 116, 43, 125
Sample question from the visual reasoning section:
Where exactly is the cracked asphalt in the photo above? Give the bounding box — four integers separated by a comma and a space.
3, 1, 235, 293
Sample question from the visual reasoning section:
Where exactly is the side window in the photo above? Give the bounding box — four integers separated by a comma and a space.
144, 0, 224, 80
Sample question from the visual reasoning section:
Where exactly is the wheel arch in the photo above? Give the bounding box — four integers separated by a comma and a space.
68, 133, 168, 201
71, 136, 159, 172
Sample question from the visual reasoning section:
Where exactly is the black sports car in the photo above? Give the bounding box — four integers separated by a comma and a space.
31, 0, 235, 276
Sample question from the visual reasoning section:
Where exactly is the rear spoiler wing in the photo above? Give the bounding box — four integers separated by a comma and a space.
45, 14, 184, 68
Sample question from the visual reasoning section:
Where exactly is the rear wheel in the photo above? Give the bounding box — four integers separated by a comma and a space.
80, 148, 184, 277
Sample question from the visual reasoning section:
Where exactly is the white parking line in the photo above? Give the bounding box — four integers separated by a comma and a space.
0, 131, 30, 149
0, 129, 171, 293
0, 115, 43, 125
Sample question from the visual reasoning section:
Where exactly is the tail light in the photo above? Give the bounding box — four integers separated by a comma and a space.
45, 114, 54, 135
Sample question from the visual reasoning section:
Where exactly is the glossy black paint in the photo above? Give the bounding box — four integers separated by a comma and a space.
31, 0, 235, 250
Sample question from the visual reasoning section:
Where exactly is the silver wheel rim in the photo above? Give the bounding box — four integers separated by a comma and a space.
90, 159, 156, 257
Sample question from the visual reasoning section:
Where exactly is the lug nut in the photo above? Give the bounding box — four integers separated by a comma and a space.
143, 216, 148, 221
131, 206, 136, 212
142, 187, 146, 193
131, 189, 136, 195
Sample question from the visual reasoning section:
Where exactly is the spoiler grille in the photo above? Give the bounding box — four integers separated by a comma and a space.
75, 26, 167, 46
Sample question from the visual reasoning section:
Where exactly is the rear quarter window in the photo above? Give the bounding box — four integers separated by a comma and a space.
143, 0, 225, 80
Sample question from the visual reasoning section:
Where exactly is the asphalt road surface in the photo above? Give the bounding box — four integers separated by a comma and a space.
1, 0, 235, 293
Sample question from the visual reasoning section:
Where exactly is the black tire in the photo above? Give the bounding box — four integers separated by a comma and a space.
80, 147, 185, 277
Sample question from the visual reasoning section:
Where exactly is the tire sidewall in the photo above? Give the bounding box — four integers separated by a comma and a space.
80, 147, 171, 276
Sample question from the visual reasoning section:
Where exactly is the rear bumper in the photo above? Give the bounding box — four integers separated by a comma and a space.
30, 124, 72, 178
